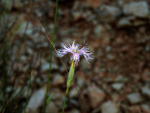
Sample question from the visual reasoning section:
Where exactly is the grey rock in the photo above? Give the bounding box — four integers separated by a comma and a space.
67, 109, 80, 113
60, 66, 65, 72
20, 56, 27, 62
115, 75, 129, 83
87, 85, 105, 108
105, 46, 111, 53
111, 83, 124, 91
46, 102, 58, 113
41, 63, 49, 72
53, 73, 65, 85
31, 33, 45, 43
117, 16, 135, 27
17, 22, 33, 35
26, 47, 33, 55
141, 86, 150, 97
98, 5, 121, 22
141, 104, 150, 111
27, 87, 46, 111
117, 16, 146, 27
52, 93, 64, 109
83, 29, 90, 37
107, 54, 114, 60
127, 93, 143, 104
73, 12, 82, 20
69, 99, 80, 107
123, 1, 149, 18
94, 25, 103, 38
41, 63, 59, 72
69, 88, 78, 98
76, 77, 84, 88
51, 63, 59, 70
6, 86, 12, 93
101, 101, 119, 113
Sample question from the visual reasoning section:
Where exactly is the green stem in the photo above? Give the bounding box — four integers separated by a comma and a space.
62, 61, 75, 113
43, 0, 58, 113
62, 87, 70, 113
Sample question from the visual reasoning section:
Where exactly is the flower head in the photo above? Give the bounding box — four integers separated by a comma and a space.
57, 41, 93, 66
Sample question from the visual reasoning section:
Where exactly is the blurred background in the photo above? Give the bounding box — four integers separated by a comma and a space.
0, 0, 150, 113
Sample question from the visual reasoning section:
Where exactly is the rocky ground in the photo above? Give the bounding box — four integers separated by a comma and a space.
0, 0, 150, 113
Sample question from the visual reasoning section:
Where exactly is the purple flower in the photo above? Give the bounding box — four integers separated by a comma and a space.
57, 41, 93, 66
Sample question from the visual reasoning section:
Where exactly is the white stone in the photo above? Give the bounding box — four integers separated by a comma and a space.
111, 83, 124, 91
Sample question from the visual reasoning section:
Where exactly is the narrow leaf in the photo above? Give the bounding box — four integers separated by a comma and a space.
46, 93, 53, 104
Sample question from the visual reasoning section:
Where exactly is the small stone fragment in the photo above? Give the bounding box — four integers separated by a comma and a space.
98, 5, 121, 22
69, 88, 78, 98
27, 87, 46, 112
87, 0, 101, 8
123, 1, 149, 18
117, 16, 134, 27
94, 25, 104, 38
127, 93, 143, 104
46, 102, 58, 113
53, 73, 65, 85
41, 63, 59, 72
87, 85, 105, 108
115, 75, 129, 82
141, 104, 150, 112
141, 86, 150, 97
101, 101, 119, 113
67, 109, 80, 113
111, 83, 124, 91
41, 63, 49, 72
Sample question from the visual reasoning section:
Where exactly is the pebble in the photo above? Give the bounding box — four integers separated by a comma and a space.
115, 75, 129, 83
87, 0, 101, 8
111, 83, 124, 91
41, 63, 59, 72
98, 5, 121, 22
46, 102, 58, 113
141, 86, 150, 97
52, 93, 64, 109
87, 85, 105, 108
127, 92, 143, 104
69, 88, 78, 98
101, 101, 119, 113
67, 109, 80, 113
94, 25, 103, 38
53, 73, 65, 85
141, 104, 150, 112
41, 63, 49, 72
76, 77, 85, 88
123, 1, 149, 18
27, 87, 46, 112
117, 16, 134, 27
17, 22, 33, 36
